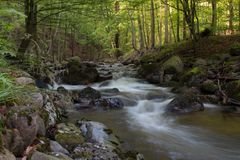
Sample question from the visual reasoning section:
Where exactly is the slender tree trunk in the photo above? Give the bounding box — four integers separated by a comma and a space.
141, 6, 148, 49
211, 0, 217, 35
183, 16, 187, 40
114, 1, 120, 58
150, 0, 155, 49
229, 0, 234, 34
176, 0, 180, 41
138, 14, 145, 50
164, 0, 169, 44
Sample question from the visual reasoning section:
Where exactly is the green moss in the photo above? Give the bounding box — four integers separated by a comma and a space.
163, 56, 183, 74
180, 67, 206, 85
55, 132, 85, 151
226, 80, 240, 101
73, 151, 93, 159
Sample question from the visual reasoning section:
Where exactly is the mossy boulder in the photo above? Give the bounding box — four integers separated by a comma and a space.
225, 80, 240, 101
60, 57, 99, 85
163, 55, 183, 74
166, 88, 204, 114
201, 80, 218, 94
230, 43, 240, 56
55, 123, 85, 151
181, 67, 207, 86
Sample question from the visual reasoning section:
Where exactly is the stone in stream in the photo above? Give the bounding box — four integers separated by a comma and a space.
0, 148, 16, 160
166, 88, 204, 114
59, 57, 99, 85
72, 87, 124, 110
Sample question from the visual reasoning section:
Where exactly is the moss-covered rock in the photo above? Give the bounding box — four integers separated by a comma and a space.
55, 123, 85, 151
201, 80, 218, 94
163, 55, 183, 74
225, 80, 240, 101
180, 67, 207, 86
59, 57, 99, 85
230, 43, 240, 56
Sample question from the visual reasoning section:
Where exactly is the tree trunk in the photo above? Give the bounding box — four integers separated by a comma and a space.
164, 0, 169, 44
229, 0, 234, 34
138, 14, 145, 50
176, 0, 180, 41
211, 0, 217, 35
150, 0, 155, 49
17, 0, 37, 60
183, 16, 187, 40
114, 1, 120, 58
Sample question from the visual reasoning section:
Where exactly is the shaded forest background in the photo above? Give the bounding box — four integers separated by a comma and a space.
0, 0, 240, 63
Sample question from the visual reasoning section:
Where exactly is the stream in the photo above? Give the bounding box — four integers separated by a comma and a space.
55, 63, 240, 160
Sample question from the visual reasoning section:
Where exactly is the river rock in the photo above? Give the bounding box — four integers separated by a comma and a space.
78, 87, 101, 100
166, 89, 204, 114
50, 141, 70, 155
55, 123, 85, 151
31, 151, 72, 160
76, 120, 121, 150
73, 143, 120, 160
60, 57, 99, 85
15, 77, 35, 85
0, 148, 16, 160
2, 129, 24, 156
91, 98, 124, 110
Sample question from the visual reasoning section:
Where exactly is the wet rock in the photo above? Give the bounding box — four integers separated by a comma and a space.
55, 123, 85, 151
76, 120, 121, 150
166, 89, 204, 114
101, 88, 120, 95
59, 57, 99, 85
0, 148, 16, 160
57, 86, 68, 94
78, 87, 101, 100
91, 98, 124, 110
50, 141, 70, 155
15, 77, 34, 85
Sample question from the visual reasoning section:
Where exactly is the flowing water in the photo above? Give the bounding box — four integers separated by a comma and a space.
55, 63, 240, 160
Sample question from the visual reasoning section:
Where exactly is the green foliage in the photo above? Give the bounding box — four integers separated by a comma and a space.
0, 73, 22, 104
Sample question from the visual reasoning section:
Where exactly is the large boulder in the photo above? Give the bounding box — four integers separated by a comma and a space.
2, 129, 24, 156
166, 89, 204, 114
180, 67, 207, 86
5, 106, 46, 155
162, 55, 183, 74
60, 57, 99, 85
